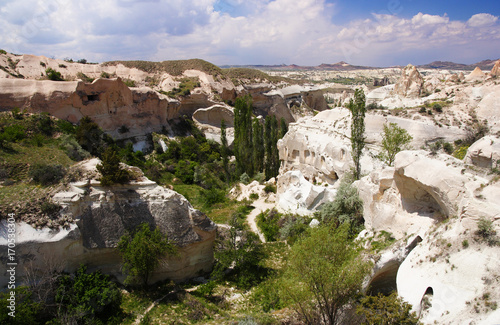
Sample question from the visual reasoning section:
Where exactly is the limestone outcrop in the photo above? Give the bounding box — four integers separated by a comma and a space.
465, 67, 486, 82
464, 135, 500, 168
356, 150, 500, 324
0, 78, 180, 139
394, 64, 424, 97
0, 159, 216, 286
192, 104, 235, 144
277, 170, 336, 215
278, 109, 465, 185
490, 60, 500, 77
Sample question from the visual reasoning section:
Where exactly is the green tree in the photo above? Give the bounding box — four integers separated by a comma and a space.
45, 68, 64, 81
380, 123, 413, 166
96, 146, 131, 186
118, 223, 176, 287
319, 179, 364, 237
356, 292, 420, 325
264, 115, 280, 180
253, 118, 265, 173
233, 96, 254, 176
220, 119, 231, 183
54, 265, 122, 324
75, 116, 111, 157
348, 89, 366, 180
280, 224, 372, 325
279, 117, 288, 138
0, 287, 41, 325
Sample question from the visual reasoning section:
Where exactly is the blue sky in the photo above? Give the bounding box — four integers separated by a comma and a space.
0, 0, 499, 67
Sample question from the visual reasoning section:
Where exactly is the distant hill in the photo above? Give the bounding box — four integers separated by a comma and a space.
222, 59, 499, 72
417, 59, 499, 71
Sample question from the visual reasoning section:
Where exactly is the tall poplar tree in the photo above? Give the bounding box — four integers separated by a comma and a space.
220, 119, 231, 182
233, 96, 254, 176
347, 89, 366, 180
252, 118, 264, 173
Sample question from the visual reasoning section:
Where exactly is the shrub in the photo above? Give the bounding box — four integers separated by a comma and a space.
0, 286, 41, 324
432, 103, 443, 112
279, 215, 309, 244
55, 265, 122, 323
59, 134, 90, 161
319, 180, 364, 237
101, 71, 111, 78
30, 164, 66, 185
118, 223, 176, 286
35, 112, 54, 136
356, 292, 420, 325
123, 79, 136, 87
77, 72, 94, 83
419, 107, 427, 114
97, 147, 130, 186
41, 201, 61, 215
453, 145, 469, 160
55, 119, 76, 134
200, 187, 227, 206
240, 172, 250, 184
45, 68, 64, 81
263, 184, 276, 194
380, 123, 413, 166
443, 142, 454, 154
257, 209, 280, 242
249, 193, 259, 200
475, 217, 498, 246
462, 239, 469, 248
0, 49, 7, 54
118, 125, 129, 134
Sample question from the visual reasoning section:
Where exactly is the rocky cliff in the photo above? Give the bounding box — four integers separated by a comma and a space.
0, 159, 217, 286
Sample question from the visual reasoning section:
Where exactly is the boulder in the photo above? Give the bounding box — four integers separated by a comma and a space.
394, 64, 424, 97
277, 170, 336, 215
464, 136, 500, 168
0, 159, 216, 286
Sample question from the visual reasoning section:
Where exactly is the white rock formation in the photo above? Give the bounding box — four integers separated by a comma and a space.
394, 64, 424, 97
465, 67, 486, 82
357, 150, 500, 324
0, 159, 217, 286
464, 136, 500, 168
277, 170, 336, 215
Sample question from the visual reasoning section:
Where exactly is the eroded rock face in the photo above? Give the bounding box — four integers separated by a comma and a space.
0, 78, 180, 139
278, 109, 465, 185
357, 150, 500, 324
464, 135, 500, 168
491, 60, 500, 77
0, 159, 216, 286
465, 66, 486, 82
192, 104, 235, 144
394, 64, 424, 97
277, 170, 336, 215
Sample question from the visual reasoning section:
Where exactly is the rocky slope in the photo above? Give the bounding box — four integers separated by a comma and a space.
0, 159, 217, 286
0, 52, 328, 146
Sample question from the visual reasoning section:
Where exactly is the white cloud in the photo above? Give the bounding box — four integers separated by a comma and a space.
0, 1, 498, 66
467, 13, 498, 27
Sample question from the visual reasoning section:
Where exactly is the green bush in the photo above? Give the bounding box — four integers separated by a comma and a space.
200, 187, 227, 206
45, 68, 64, 81
356, 292, 420, 325
432, 103, 443, 113
123, 79, 136, 87
263, 184, 276, 194
97, 147, 130, 186
55, 265, 122, 323
257, 209, 280, 242
0, 286, 42, 324
29, 164, 66, 185
101, 71, 111, 78
443, 142, 454, 154
240, 172, 250, 184
475, 217, 498, 246
453, 145, 469, 160
279, 215, 309, 244
0, 49, 7, 55
118, 223, 176, 286
319, 180, 364, 237
77, 72, 94, 83
59, 134, 90, 161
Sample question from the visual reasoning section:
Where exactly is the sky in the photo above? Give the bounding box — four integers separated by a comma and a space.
0, 0, 499, 67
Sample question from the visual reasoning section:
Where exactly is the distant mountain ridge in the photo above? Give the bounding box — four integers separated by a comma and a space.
221, 59, 499, 71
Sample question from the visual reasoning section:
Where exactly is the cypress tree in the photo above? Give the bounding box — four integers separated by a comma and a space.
347, 89, 366, 180
220, 119, 231, 183
279, 117, 288, 139
233, 96, 254, 176
253, 118, 264, 173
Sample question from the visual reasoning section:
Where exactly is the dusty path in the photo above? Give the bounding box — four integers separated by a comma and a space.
247, 198, 276, 243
